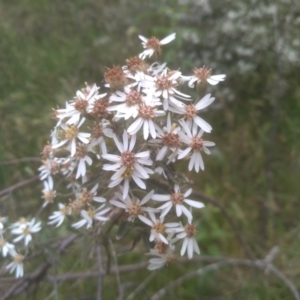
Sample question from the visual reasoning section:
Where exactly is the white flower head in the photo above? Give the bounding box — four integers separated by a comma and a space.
103, 131, 153, 199
110, 189, 156, 221
169, 93, 215, 133
153, 69, 191, 111
77, 184, 106, 206
52, 118, 91, 157
139, 33, 176, 59
181, 66, 226, 88
127, 93, 165, 140
0, 239, 15, 257
138, 211, 179, 244
42, 176, 56, 206
176, 220, 200, 259
152, 184, 204, 220
178, 120, 215, 172
48, 203, 71, 227
6, 250, 24, 278
11, 218, 41, 246
151, 113, 182, 162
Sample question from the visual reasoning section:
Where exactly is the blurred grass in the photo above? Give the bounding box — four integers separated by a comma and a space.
0, 0, 300, 299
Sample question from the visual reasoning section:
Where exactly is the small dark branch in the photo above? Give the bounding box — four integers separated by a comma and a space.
46, 262, 149, 283
96, 246, 104, 300
109, 239, 123, 300
192, 190, 254, 260
0, 263, 50, 300
0, 157, 41, 166
0, 175, 40, 197
125, 272, 157, 300
0, 234, 78, 300
151, 248, 300, 300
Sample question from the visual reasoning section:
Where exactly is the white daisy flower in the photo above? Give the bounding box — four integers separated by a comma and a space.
10, 218, 29, 230
108, 86, 144, 120
168, 93, 215, 133
138, 211, 179, 244
110, 189, 156, 221
72, 204, 111, 229
150, 113, 181, 162
48, 203, 71, 227
147, 235, 178, 270
52, 118, 91, 157
73, 143, 94, 179
90, 120, 115, 155
139, 33, 176, 59
6, 250, 24, 278
127, 93, 165, 139
42, 176, 56, 206
56, 84, 106, 125
181, 66, 226, 87
102, 131, 153, 199
152, 184, 204, 220
39, 158, 62, 180
153, 69, 191, 110
176, 220, 200, 259
177, 120, 215, 172
0, 239, 15, 257
11, 218, 41, 246
77, 184, 106, 206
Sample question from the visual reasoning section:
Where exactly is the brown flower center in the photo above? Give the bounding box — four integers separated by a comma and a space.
127, 200, 143, 217
63, 125, 79, 140
126, 56, 148, 74
185, 224, 197, 237
121, 151, 137, 167
152, 222, 166, 234
91, 99, 109, 119
126, 90, 142, 106
146, 37, 161, 56
184, 104, 197, 120
191, 136, 203, 151
155, 74, 173, 91
154, 241, 169, 254
74, 97, 88, 113
14, 254, 24, 264
79, 189, 94, 206
162, 133, 180, 148
75, 144, 88, 159
104, 66, 127, 90
193, 66, 212, 82
138, 104, 155, 120
91, 123, 104, 139
170, 192, 184, 204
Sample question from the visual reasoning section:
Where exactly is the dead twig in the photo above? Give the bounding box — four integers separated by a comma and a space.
151, 247, 300, 300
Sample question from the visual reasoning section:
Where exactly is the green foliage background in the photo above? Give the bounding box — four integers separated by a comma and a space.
0, 0, 300, 299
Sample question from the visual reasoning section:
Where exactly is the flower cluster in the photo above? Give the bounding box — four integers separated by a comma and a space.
2, 32, 225, 278
0, 216, 41, 278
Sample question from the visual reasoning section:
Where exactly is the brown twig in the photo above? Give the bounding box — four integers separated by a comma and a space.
0, 234, 78, 300
96, 246, 104, 300
150, 247, 300, 300
0, 175, 40, 197
0, 157, 41, 166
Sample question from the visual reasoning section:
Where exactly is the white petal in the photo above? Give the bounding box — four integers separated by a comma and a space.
160, 33, 176, 45
184, 199, 205, 209
180, 238, 188, 256
195, 94, 215, 110
193, 116, 212, 133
